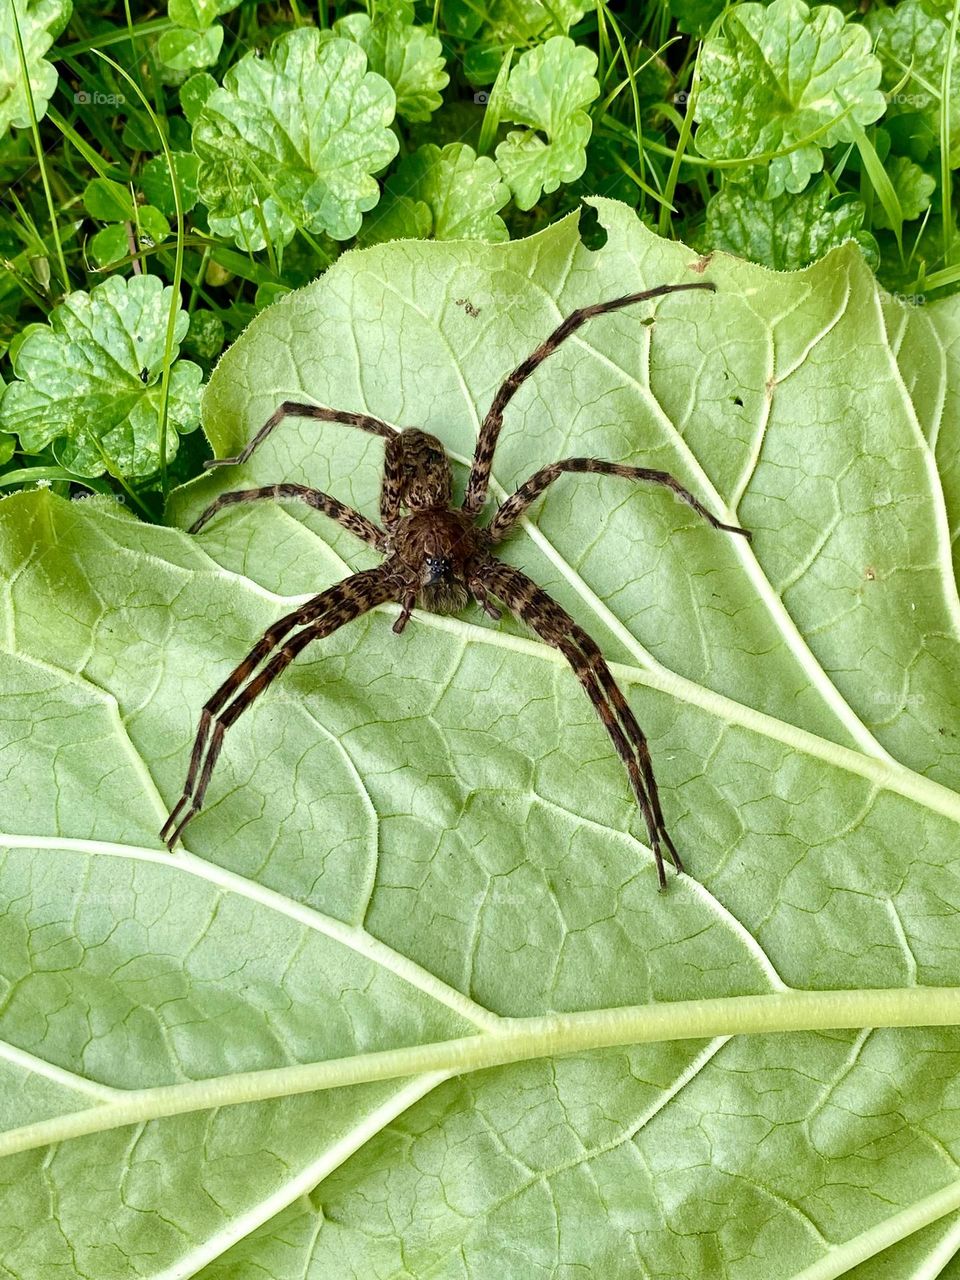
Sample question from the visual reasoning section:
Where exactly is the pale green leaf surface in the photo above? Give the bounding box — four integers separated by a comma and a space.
3, 202, 960, 1276
328, 9, 449, 123
495, 35, 598, 209
0, 274, 202, 477
0, 0, 69, 136
694, 0, 886, 197
192, 30, 398, 250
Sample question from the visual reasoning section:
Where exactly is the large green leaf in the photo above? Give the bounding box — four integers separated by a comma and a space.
3, 200, 960, 1276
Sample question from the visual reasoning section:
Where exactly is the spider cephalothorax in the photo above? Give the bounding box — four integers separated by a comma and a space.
161, 281, 750, 889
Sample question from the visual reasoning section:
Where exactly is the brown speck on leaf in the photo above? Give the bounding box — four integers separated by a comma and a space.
766, 375, 777, 397
689, 253, 714, 274
455, 297, 480, 318
865, 567, 876, 581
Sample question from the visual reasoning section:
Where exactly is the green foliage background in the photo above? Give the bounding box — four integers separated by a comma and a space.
0, 0, 958, 506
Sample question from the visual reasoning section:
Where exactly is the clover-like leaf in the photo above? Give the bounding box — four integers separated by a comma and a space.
192, 29, 398, 251
379, 142, 509, 241
701, 179, 872, 269
695, 0, 886, 198
865, 0, 960, 167
329, 8, 448, 123
0, 0, 70, 136
495, 35, 599, 210
0, 274, 202, 477
4, 201, 960, 1276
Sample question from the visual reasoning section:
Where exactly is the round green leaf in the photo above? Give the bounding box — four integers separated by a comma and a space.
83, 176, 135, 222
0, 274, 201, 477
140, 151, 200, 217
494, 35, 599, 210
193, 29, 398, 251
88, 223, 129, 267
695, 0, 887, 197
0, 0, 68, 136
179, 69, 217, 123
158, 22, 223, 72
330, 9, 448, 123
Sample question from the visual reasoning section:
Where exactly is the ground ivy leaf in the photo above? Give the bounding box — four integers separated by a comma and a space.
192, 29, 398, 251
327, 9, 448, 123
865, 0, 960, 166
382, 142, 509, 241
494, 35, 599, 210
695, 0, 886, 198
0, 0, 70, 135
158, 21, 224, 72
5, 202, 960, 1275
701, 179, 871, 270
0, 274, 201, 477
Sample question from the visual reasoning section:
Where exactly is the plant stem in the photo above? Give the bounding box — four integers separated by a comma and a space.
3, 986, 960, 1158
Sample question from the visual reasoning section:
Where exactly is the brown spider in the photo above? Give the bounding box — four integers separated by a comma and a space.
160, 281, 750, 888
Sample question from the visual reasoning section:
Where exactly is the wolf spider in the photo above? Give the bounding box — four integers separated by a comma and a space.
160, 281, 750, 888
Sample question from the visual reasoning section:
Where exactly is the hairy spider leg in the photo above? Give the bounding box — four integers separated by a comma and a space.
205, 402, 395, 471
462, 282, 717, 517
190, 483, 386, 548
381, 432, 405, 526
473, 559, 682, 890
488, 458, 751, 543
160, 565, 398, 848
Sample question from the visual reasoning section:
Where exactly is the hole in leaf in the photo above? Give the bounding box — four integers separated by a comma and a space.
579, 203, 608, 251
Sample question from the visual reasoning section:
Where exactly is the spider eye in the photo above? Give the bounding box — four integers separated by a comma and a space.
425, 555, 451, 583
